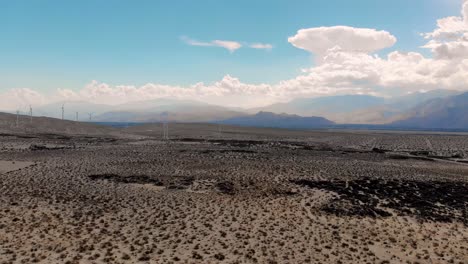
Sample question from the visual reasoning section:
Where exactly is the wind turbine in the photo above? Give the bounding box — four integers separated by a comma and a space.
75, 112, 79, 122
87, 112, 94, 122
61, 104, 65, 120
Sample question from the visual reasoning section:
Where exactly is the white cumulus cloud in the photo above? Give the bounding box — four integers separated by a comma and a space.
288, 26, 397, 61
422, 0, 468, 60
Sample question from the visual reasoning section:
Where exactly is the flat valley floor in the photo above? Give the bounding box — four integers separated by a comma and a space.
0, 125, 467, 263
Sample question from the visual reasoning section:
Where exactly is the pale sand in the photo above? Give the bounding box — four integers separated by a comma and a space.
0, 161, 34, 174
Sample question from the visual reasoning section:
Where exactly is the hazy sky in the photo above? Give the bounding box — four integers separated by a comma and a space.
1, 0, 467, 109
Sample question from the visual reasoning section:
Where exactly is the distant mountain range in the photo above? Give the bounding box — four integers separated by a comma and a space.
392, 92, 468, 129
32, 99, 246, 123
251, 90, 460, 124
220, 111, 334, 129
6, 90, 468, 130
251, 95, 385, 116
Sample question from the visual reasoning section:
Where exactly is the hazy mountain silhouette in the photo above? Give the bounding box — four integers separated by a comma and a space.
18, 91, 465, 128
252, 95, 385, 116
34, 101, 113, 121
220, 111, 334, 129
94, 100, 246, 123
33, 99, 247, 123
391, 92, 468, 129
252, 91, 458, 124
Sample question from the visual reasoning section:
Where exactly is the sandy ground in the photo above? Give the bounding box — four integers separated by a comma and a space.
0, 161, 35, 174
0, 125, 467, 263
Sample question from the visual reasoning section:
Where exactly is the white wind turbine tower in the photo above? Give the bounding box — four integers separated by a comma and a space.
75, 112, 79, 122
61, 104, 65, 120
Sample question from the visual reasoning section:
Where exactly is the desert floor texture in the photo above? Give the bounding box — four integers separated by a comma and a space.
0, 123, 467, 264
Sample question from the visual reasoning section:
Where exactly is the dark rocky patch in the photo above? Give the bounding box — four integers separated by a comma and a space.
200, 149, 257, 154
216, 181, 236, 195
88, 174, 164, 186
177, 138, 205, 143
29, 144, 69, 151
409, 150, 431, 156
0, 133, 38, 139
280, 142, 335, 152
38, 133, 72, 140
82, 137, 119, 144
208, 139, 267, 148
292, 178, 468, 224
372, 148, 388, 154
387, 153, 435, 162
166, 176, 195, 190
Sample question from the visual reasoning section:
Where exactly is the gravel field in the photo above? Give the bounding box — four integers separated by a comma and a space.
0, 124, 467, 264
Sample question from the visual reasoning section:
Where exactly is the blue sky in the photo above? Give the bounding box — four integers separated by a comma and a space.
0, 0, 463, 94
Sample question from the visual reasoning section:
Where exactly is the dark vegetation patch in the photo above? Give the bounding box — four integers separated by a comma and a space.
174, 138, 267, 148
292, 143, 335, 152
176, 138, 204, 142
200, 149, 257, 154
406, 151, 465, 160
372, 148, 388, 154
292, 178, 468, 225
177, 138, 338, 153
166, 176, 195, 190
0, 133, 38, 139
409, 150, 431, 156
208, 139, 268, 148
82, 137, 119, 144
387, 153, 435, 162
269, 187, 298, 196
216, 181, 236, 195
29, 144, 74, 151
38, 133, 72, 140
88, 174, 164, 186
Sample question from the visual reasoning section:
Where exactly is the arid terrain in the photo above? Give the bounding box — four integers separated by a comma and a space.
0, 121, 467, 263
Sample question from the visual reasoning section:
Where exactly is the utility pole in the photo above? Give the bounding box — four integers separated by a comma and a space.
162, 122, 169, 140
165, 122, 169, 140
161, 113, 169, 140
29, 105, 33, 124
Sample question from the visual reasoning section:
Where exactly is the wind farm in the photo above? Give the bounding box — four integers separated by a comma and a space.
2, 0, 468, 263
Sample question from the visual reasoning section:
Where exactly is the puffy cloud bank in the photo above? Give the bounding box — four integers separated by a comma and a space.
288, 26, 397, 61
2, 1, 468, 110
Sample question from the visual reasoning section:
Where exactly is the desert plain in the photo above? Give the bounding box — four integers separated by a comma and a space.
0, 120, 467, 264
